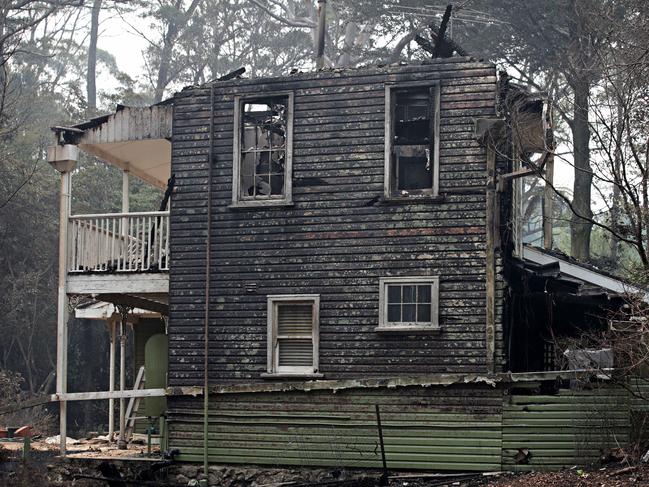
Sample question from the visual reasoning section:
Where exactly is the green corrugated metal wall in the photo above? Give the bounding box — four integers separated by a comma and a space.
169, 385, 503, 471
629, 377, 649, 444
502, 386, 630, 471
168, 383, 638, 472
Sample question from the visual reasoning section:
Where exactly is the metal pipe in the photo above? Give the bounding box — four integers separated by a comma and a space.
315, 0, 327, 69
202, 81, 216, 478
375, 404, 388, 485
108, 318, 116, 440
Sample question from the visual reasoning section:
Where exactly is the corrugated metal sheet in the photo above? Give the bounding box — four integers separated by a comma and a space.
629, 377, 649, 443
502, 386, 630, 471
168, 385, 503, 471
168, 383, 637, 472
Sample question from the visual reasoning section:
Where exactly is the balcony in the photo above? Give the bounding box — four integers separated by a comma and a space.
66, 211, 170, 298
68, 211, 169, 273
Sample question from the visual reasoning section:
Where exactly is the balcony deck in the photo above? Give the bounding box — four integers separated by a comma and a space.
66, 211, 169, 301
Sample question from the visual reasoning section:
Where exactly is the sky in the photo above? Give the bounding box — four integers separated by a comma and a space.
95, 10, 151, 89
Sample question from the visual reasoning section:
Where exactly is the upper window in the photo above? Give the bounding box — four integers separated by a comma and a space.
377, 277, 440, 331
232, 93, 293, 207
384, 82, 440, 198
266, 295, 320, 376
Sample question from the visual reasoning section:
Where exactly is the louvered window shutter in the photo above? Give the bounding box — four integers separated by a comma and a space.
276, 304, 313, 369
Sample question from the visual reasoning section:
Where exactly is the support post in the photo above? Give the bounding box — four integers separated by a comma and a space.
117, 310, 128, 449
485, 146, 497, 374
122, 169, 130, 269
47, 144, 77, 456
108, 317, 116, 441
122, 169, 130, 213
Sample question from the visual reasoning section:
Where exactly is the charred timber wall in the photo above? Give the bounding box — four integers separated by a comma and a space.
169, 58, 504, 386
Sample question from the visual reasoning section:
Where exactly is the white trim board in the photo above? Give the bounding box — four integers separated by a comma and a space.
523, 246, 649, 301
67, 273, 169, 295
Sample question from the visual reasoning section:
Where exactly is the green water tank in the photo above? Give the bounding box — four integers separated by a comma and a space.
144, 333, 168, 417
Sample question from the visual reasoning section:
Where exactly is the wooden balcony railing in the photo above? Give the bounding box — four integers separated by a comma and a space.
68, 211, 170, 273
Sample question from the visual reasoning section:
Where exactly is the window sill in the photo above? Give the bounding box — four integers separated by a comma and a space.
374, 325, 442, 334
261, 372, 324, 379
229, 200, 294, 210
379, 194, 445, 205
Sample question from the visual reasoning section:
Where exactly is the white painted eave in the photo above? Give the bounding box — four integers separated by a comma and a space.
60, 105, 173, 189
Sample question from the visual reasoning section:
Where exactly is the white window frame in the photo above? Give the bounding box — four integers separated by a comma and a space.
384, 81, 441, 199
264, 294, 321, 378
376, 277, 440, 332
231, 91, 294, 208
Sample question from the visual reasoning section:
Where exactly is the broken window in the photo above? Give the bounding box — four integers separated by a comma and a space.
233, 93, 293, 206
385, 83, 440, 197
377, 277, 439, 330
267, 295, 319, 375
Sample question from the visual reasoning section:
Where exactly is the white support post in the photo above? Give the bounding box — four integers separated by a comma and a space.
122, 169, 129, 269
108, 318, 116, 441
47, 144, 77, 457
118, 317, 127, 449
122, 169, 130, 213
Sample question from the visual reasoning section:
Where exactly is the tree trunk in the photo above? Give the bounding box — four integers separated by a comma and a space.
153, 0, 202, 104
154, 24, 176, 104
610, 100, 623, 262
87, 0, 102, 112
570, 76, 593, 261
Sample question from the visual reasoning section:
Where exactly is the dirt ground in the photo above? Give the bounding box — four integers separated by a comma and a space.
475, 466, 649, 487
1, 439, 649, 487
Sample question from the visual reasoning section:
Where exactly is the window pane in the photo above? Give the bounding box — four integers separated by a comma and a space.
256, 174, 271, 196
418, 285, 431, 303
396, 146, 432, 191
402, 285, 416, 303
417, 303, 431, 323
270, 173, 284, 195
402, 304, 416, 322
394, 88, 431, 146
387, 304, 401, 322
387, 285, 401, 303
278, 339, 313, 367
277, 304, 312, 335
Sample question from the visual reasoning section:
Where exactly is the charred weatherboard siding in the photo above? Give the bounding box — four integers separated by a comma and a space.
169, 58, 503, 387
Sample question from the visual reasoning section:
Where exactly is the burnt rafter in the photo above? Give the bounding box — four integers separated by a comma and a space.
415, 5, 469, 59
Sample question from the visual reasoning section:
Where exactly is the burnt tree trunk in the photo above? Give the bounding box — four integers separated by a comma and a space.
570, 76, 593, 261
87, 0, 102, 112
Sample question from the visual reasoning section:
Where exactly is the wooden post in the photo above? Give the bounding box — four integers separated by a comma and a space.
117, 311, 128, 449
47, 144, 77, 456
108, 317, 116, 441
543, 152, 555, 250
122, 169, 130, 213
122, 169, 129, 269
315, 0, 327, 69
485, 146, 496, 374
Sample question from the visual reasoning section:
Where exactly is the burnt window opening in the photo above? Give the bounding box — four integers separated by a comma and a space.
386, 84, 440, 197
233, 93, 293, 206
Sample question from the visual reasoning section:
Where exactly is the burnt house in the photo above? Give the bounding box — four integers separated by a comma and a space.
47, 57, 646, 472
